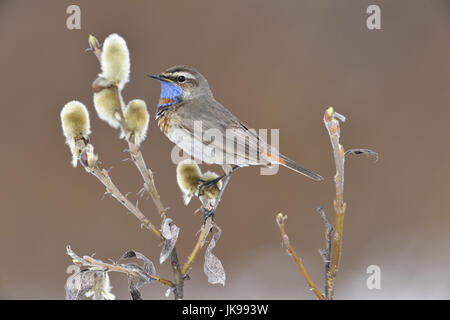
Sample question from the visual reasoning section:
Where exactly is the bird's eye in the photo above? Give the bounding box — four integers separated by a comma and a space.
177, 76, 186, 83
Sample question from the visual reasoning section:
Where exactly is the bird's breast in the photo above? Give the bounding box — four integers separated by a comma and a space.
157, 111, 172, 135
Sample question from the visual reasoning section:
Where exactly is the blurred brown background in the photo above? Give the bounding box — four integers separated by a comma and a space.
0, 0, 449, 299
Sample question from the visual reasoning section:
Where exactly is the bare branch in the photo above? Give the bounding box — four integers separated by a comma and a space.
87, 34, 183, 299
67, 246, 175, 288
182, 216, 213, 276
81, 157, 164, 241
126, 141, 167, 219
87, 34, 101, 61
276, 213, 325, 300
323, 107, 346, 300
316, 207, 334, 299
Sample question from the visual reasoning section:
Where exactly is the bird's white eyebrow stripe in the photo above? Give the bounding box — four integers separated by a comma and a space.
173, 71, 195, 79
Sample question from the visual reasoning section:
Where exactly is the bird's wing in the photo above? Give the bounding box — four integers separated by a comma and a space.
174, 96, 267, 165
172, 96, 323, 180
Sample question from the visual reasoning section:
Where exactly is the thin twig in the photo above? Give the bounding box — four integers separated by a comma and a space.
180, 170, 233, 276
168, 246, 184, 299
82, 256, 175, 288
114, 89, 184, 299
88, 157, 184, 298
87, 34, 184, 299
317, 207, 334, 299
276, 213, 325, 300
127, 141, 166, 219
181, 216, 213, 275
88, 35, 165, 218
84, 162, 164, 241
88, 34, 101, 62
323, 107, 347, 300
210, 173, 232, 214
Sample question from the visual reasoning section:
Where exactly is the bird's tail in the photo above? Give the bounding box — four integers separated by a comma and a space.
262, 151, 323, 181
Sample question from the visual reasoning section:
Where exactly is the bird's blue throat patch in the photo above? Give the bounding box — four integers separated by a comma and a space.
157, 80, 183, 108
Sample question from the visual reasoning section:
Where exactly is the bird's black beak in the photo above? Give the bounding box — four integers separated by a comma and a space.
147, 74, 165, 81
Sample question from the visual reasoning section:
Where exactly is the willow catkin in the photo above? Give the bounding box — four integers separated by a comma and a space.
176, 159, 202, 205
124, 99, 149, 147
60, 100, 90, 167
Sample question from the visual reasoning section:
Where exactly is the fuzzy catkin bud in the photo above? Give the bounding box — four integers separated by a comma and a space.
84, 272, 115, 300
93, 77, 122, 129
60, 101, 91, 167
176, 159, 202, 205
61, 101, 91, 141
199, 171, 222, 209
124, 99, 149, 147
100, 33, 130, 90
79, 144, 98, 171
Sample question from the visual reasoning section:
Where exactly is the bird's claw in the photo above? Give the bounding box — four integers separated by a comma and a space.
202, 207, 215, 223
197, 176, 223, 196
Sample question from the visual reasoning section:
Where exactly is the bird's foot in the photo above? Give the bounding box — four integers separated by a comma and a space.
202, 207, 215, 223
197, 165, 240, 196
197, 176, 224, 196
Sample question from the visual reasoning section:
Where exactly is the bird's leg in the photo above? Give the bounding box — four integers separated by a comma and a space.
200, 165, 238, 223
198, 165, 239, 196
202, 207, 215, 223
197, 176, 223, 196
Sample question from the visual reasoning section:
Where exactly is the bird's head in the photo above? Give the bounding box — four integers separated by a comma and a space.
148, 65, 212, 108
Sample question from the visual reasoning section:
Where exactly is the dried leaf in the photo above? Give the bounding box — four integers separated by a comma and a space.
118, 250, 155, 275
118, 250, 156, 288
138, 255, 156, 278
65, 246, 115, 300
65, 266, 93, 300
316, 207, 333, 234
128, 277, 143, 300
160, 218, 180, 264
161, 218, 173, 240
204, 226, 226, 286
344, 148, 378, 161
65, 267, 114, 300
165, 287, 175, 297
316, 207, 334, 265
118, 250, 138, 260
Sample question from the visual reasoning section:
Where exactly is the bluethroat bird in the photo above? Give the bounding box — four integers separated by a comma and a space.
148, 65, 323, 184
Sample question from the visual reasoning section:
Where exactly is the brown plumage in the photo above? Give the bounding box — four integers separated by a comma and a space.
150, 65, 323, 181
